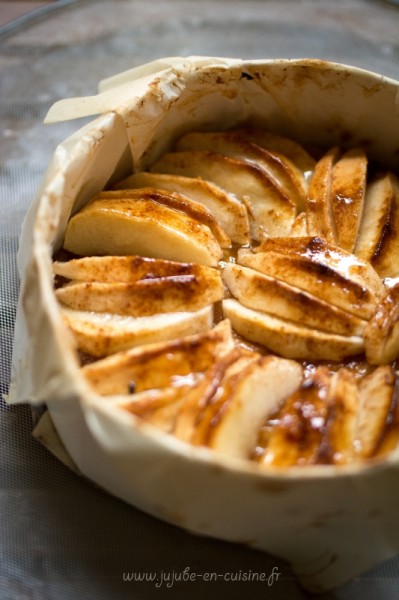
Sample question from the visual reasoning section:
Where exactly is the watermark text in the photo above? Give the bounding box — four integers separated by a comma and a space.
122, 566, 281, 588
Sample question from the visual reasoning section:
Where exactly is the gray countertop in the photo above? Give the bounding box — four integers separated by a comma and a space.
1, 1, 399, 598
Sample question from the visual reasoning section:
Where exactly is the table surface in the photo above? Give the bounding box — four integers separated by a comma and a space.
2, 1, 399, 598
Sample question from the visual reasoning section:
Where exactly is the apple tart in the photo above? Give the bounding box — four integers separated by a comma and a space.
53, 128, 399, 468
10, 57, 399, 593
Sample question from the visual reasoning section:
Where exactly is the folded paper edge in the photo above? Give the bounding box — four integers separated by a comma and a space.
43, 55, 243, 124
32, 409, 80, 473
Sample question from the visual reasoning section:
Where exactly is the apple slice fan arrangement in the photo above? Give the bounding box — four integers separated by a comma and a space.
54, 128, 399, 467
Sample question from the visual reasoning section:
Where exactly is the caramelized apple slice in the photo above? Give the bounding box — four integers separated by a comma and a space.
222, 299, 364, 361
354, 173, 393, 264
355, 366, 396, 459
258, 367, 332, 467
323, 369, 359, 464
61, 305, 213, 357
53, 256, 216, 284
222, 263, 366, 336
205, 355, 303, 459
151, 151, 296, 239
373, 381, 399, 458
253, 236, 385, 301
362, 173, 399, 277
63, 196, 222, 266
331, 147, 367, 253
176, 131, 307, 211
234, 128, 316, 175
306, 147, 338, 244
237, 248, 378, 320
364, 284, 399, 365
173, 347, 255, 444
98, 189, 230, 248
81, 320, 234, 395
114, 172, 250, 244
56, 269, 223, 317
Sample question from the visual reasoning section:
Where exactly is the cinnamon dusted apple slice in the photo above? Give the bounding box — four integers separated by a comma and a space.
237, 250, 375, 320
323, 369, 359, 465
151, 151, 296, 239
222, 263, 366, 336
114, 172, 250, 244
258, 367, 332, 467
222, 299, 364, 361
61, 304, 213, 357
364, 284, 399, 365
355, 365, 396, 459
252, 236, 385, 302
331, 147, 368, 253
63, 195, 222, 266
354, 173, 394, 264
202, 355, 303, 459
98, 189, 230, 248
358, 172, 399, 278
81, 319, 234, 395
55, 268, 223, 317
174, 346, 259, 445
176, 131, 307, 211
234, 128, 316, 176
53, 255, 217, 284
372, 380, 399, 459
306, 147, 338, 244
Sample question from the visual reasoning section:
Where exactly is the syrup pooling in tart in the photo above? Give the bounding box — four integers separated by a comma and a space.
54, 128, 399, 466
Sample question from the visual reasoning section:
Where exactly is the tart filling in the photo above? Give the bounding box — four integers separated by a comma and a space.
54, 128, 399, 467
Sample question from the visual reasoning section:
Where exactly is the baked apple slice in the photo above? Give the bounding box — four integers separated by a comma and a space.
63, 194, 223, 266
61, 304, 213, 357
222, 263, 366, 336
331, 147, 367, 253
258, 367, 332, 467
114, 171, 250, 244
364, 284, 399, 364
356, 172, 399, 277
53, 255, 218, 284
237, 250, 376, 320
81, 319, 234, 395
175, 131, 307, 211
173, 347, 256, 444
91, 321, 236, 433
354, 173, 394, 265
252, 236, 385, 302
355, 366, 396, 459
100, 189, 230, 248
56, 269, 223, 317
323, 369, 359, 465
203, 355, 303, 459
258, 366, 362, 467
233, 128, 316, 175
222, 299, 364, 361
306, 147, 338, 244
151, 150, 296, 239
